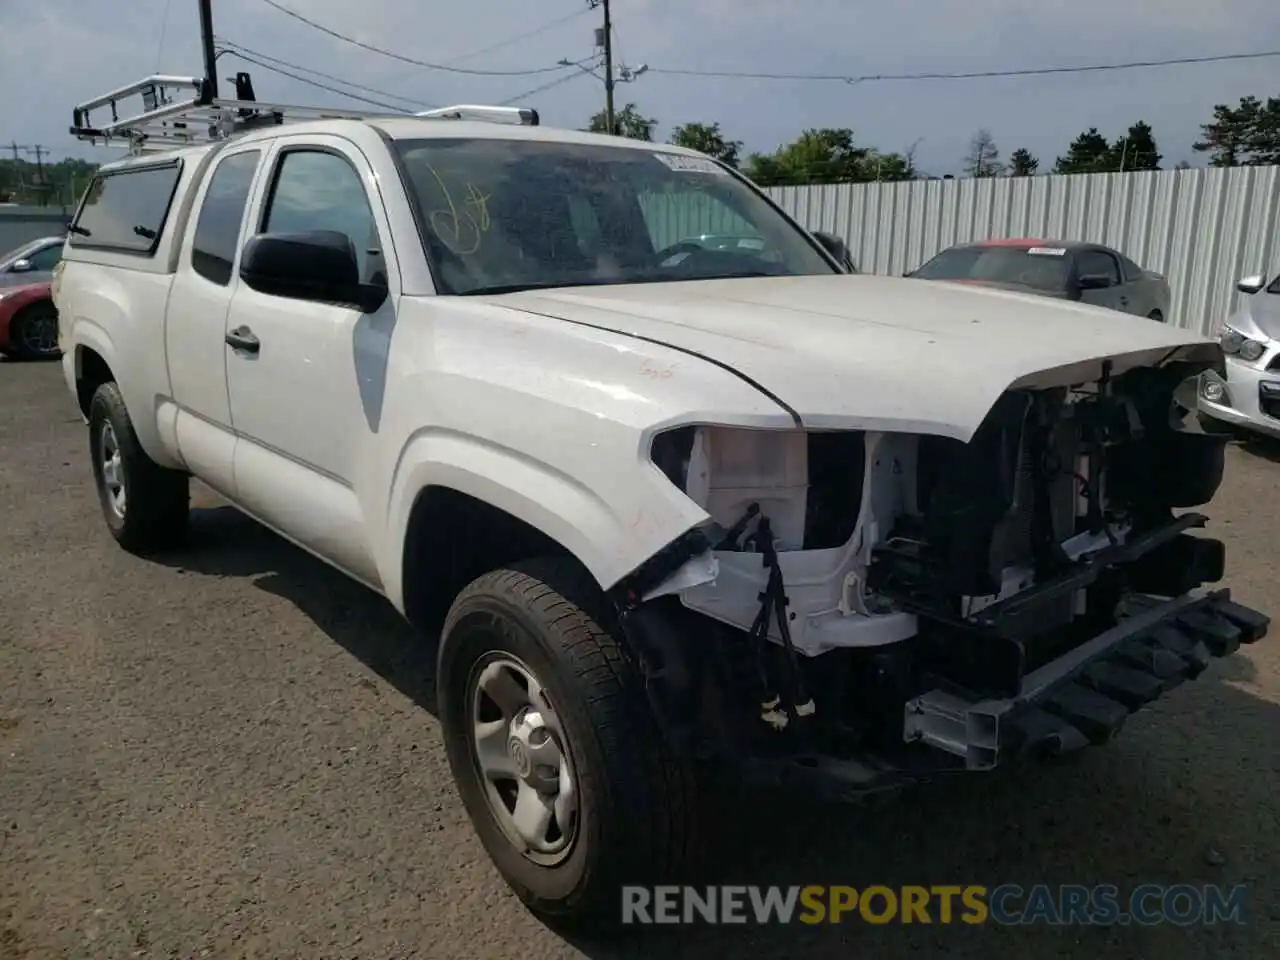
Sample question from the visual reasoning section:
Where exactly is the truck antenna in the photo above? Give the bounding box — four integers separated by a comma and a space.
198, 0, 218, 102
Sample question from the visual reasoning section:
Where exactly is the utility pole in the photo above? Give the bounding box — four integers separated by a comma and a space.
6, 142, 31, 204
197, 0, 219, 101
588, 0, 614, 134
24, 145, 49, 206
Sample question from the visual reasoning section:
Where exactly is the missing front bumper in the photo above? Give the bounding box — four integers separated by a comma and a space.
903, 588, 1268, 770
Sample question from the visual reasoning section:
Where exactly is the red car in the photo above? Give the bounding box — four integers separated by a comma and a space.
0, 280, 60, 361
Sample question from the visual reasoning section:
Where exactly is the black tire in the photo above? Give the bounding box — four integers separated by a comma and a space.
87, 381, 190, 553
1148, 310, 1164, 323
437, 558, 699, 931
8, 300, 61, 361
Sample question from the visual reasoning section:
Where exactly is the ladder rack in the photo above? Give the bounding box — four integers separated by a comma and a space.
70, 73, 539, 155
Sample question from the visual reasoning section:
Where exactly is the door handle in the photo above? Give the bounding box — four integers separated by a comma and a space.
225, 326, 260, 354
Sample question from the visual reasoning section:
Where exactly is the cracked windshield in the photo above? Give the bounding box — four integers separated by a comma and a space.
394, 138, 838, 295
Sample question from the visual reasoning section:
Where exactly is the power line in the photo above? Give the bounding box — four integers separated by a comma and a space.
256, 0, 566, 76
648, 48, 1280, 83
448, 7, 590, 67
154, 0, 175, 72
498, 61, 598, 106
217, 40, 432, 109
219, 49, 420, 112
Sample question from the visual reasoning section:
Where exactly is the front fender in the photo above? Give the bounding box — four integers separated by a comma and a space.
379, 427, 709, 615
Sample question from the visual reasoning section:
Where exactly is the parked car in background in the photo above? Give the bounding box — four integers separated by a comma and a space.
1196, 271, 1280, 438
907, 238, 1170, 322
0, 235, 67, 289
0, 280, 59, 360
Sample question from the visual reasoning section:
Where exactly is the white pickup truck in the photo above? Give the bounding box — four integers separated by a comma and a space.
55, 80, 1268, 928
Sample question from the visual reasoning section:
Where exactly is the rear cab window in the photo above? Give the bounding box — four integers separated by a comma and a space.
69, 160, 183, 256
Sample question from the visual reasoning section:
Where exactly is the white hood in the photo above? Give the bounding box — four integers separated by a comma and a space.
1228, 286, 1280, 341
491, 274, 1219, 441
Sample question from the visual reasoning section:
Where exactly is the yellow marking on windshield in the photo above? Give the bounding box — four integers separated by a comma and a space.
424, 164, 490, 255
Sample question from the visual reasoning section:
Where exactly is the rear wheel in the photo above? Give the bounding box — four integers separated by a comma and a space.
1147, 310, 1164, 323
8, 300, 60, 360
437, 558, 700, 930
87, 381, 190, 553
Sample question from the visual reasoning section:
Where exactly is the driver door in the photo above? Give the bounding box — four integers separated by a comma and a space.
1075, 248, 1128, 314
223, 135, 399, 587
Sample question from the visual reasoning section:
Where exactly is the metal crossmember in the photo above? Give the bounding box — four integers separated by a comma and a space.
70, 74, 539, 155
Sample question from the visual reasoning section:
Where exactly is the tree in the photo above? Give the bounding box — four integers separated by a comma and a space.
586, 102, 656, 141
0, 156, 99, 207
743, 128, 869, 186
668, 121, 742, 167
742, 129, 915, 186
1110, 120, 1161, 171
1054, 128, 1112, 174
1193, 95, 1280, 166
1007, 148, 1039, 176
864, 150, 916, 181
962, 129, 1003, 177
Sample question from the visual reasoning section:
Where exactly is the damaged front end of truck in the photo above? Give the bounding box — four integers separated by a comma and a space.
606, 346, 1270, 799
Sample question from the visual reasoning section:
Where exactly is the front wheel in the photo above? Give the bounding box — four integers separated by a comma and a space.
87, 381, 190, 553
8, 300, 61, 360
437, 558, 700, 930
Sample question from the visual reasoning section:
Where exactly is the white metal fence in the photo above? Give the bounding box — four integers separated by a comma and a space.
763, 165, 1280, 337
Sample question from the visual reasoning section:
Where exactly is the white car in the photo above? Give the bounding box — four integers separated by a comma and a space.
55, 77, 1268, 929
1197, 271, 1280, 438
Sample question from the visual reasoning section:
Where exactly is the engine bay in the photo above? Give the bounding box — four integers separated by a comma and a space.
636, 355, 1233, 740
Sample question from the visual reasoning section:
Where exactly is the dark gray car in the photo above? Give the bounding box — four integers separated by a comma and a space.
907, 238, 1171, 322
0, 235, 66, 289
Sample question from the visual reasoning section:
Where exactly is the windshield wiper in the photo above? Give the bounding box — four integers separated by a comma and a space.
460, 270, 785, 297
459, 280, 602, 297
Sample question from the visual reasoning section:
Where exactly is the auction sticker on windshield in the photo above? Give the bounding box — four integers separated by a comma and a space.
652, 153, 727, 175
1027, 247, 1067, 256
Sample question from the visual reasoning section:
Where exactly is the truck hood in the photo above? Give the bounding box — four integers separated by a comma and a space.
488, 274, 1218, 441
928, 278, 1073, 300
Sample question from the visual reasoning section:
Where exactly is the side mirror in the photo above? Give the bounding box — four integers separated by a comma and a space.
1077, 273, 1113, 291
1237, 274, 1266, 295
9, 258, 33, 273
813, 230, 855, 272
239, 230, 386, 313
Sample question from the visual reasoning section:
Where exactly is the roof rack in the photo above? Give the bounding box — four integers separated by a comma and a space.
71, 72, 539, 155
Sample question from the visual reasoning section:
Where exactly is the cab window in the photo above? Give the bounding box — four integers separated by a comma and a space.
191, 150, 261, 286
261, 149, 383, 285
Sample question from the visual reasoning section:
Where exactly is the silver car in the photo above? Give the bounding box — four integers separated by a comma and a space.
0, 235, 66, 289
1197, 271, 1280, 438
908, 238, 1172, 322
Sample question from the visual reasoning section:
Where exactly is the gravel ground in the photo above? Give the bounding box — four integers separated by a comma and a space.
1, 359, 1277, 959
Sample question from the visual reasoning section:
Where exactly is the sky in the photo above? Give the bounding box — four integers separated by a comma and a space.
2, 0, 1279, 175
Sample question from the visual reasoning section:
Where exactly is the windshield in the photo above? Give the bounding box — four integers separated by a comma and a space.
912, 246, 1070, 293
392, 137, 838, 295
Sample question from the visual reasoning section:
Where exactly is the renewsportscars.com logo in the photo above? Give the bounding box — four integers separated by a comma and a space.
621, 884, 1249, 926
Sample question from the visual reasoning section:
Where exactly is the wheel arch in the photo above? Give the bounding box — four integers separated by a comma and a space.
398, 485, 590, 636
382, 430, 708, 626
74, 343, 116, 418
